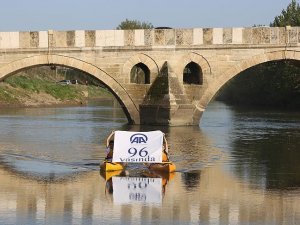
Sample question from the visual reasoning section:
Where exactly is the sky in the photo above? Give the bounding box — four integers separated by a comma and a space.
0, 0, 294, 31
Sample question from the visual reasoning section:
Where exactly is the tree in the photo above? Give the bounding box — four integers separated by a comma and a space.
270, 0, 300, 26
216, 61, 300, 108
116, 19, 154, 30
217, 0, 300, 109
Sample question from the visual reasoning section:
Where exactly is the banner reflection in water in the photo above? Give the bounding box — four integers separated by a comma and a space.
113, 177, 162, 204
101, 170, 175, 205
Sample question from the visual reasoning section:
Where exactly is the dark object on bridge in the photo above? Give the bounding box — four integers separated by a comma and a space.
155, 27, 172, 29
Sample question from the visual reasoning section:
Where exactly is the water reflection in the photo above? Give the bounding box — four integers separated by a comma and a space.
182, 170, 201, 191
100, 170, 175, 205
227, 106, 300, 190
0, 165, 299, 224
0, 153, 89, 182
0, 100, 299, 224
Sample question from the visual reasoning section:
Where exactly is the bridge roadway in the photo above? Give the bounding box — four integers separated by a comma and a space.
0, 27, 299, 125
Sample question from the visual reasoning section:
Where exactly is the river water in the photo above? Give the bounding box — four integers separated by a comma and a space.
0, 99, 299, 225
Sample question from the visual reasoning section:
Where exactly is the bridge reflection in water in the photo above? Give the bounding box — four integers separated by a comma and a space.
0, 164, 299, 224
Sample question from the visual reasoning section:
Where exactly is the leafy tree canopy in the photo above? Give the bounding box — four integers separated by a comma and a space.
116, 19, 154, 30
270, 0, 300, 26
217, 1, 300, 109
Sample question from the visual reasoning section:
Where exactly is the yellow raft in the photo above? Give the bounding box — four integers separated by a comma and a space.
146, 161, 176, 173
100, 161, 125, 172
101, 130, 176, 173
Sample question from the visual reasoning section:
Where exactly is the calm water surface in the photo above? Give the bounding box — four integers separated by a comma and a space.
0, 100, 299, 225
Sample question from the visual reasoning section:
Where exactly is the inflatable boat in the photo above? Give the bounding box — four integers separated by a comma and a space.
146, 161, 176, 173
100, 130, 176, 173
100, 169, 123, 181
100, 161, 125, 172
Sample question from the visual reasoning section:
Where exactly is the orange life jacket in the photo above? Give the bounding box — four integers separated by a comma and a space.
162, 151, 169, 162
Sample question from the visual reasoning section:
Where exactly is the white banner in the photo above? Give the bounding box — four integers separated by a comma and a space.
112, 131, 163, 163
112, 177, 162, 204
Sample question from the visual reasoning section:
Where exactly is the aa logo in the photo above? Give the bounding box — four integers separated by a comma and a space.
130, 133, 148, 144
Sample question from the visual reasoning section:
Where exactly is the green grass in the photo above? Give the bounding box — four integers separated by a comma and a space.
6, 75, 41, 92
86, 85, 112, 98
0, 85, 19, 103
1, 74, 113, 104
45, 84, 82, 100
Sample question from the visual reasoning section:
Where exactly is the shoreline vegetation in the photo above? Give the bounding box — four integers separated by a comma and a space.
215, 61, 300, 110
0, 67, 113, 108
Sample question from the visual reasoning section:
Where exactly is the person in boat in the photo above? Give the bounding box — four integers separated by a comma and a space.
105, 140, 114, 162
162, 142, 170, 162
104, 131, 115, 162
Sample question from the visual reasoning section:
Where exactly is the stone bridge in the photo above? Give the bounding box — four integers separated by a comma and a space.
0, 27, 299, 125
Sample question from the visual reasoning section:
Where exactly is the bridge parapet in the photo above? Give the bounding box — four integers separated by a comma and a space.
0, 27, 298, 50
0, 26, 300, 126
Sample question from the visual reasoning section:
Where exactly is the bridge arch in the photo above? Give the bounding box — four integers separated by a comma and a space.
130, 62, 150, 84
194, 50, 300, 124
0, 54, 140, 124
183, 62, 203, 85
122, 53, 159, 84
175, 52, 211, 85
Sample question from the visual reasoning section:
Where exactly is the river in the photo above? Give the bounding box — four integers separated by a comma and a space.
0, 99, 299, 225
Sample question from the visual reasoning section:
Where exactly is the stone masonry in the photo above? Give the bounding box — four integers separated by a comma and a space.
0, 27, 299, 125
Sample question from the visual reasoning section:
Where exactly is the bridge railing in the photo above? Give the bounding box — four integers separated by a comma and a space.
0, 27, 298, 49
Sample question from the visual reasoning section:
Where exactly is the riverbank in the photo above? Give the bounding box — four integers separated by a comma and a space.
0, 67, 113, 108
215, 61, 300, 109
